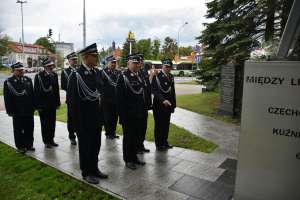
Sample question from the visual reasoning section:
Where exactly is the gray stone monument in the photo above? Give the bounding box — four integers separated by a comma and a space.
219, 63, 244, 117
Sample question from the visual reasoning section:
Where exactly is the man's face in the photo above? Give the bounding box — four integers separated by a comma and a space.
68, 58, 78, 66
138, 60, 144, 69
13, 69, 24, 77
46, 64, 55, 72
108, 61, 116, 70
163, 65, 172, 73
128, 61, 139, 72
85, 53, 99, 67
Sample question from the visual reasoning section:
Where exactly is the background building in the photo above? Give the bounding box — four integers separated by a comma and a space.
1, 42, 53, 68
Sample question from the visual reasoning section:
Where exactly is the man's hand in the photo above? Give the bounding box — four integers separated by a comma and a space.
149, 67, 159, 82
163, 100, 172, 107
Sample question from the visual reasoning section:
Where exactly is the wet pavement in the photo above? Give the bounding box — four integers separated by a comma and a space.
0, 110, 237, 200
170, 108, 240, 159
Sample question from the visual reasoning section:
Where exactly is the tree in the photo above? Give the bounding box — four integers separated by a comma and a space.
197, 0, 295, 90
136, 39, 152, 59
179, 46, 193, 56
0, 33, 11, 57
160, 37, 177, 60
151, 39, 161, 60
34, 37, 55, 53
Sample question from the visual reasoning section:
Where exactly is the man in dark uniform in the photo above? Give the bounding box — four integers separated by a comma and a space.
100, 55, 120, 139
34, 58, 60, 148
116, 54, 147, 170
3, 62, 35, 153
151, 59, 176, 151
136, 53, 151, 153
67, 43, 108, 184
61, 52, 78, 145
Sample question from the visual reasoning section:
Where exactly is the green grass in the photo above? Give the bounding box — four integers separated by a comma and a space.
57, 104, 217, 153
0, 87, 3, 96
176, 81, 200, 85
176, 92, 240, 124
0, 142, 118, 200
0, 67, 11, 74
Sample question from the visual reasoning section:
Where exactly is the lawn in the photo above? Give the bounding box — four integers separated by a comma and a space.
176, 92, 240, 124
0, 87, 3, 96
0, 142, 118, 200
57, 104, 217, 153
0, 66, 11, 75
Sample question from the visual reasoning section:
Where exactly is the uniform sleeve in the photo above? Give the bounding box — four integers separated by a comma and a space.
116, 75, 127, 124
97, 70, 105, 94
28, 78, 35, 110
55, 74, 61, 108
33, 74, 42, 110
3, 80, 14, 115
61, 70, 67, 91
171, 79, 176, 111
67, 73, 79, 130
151, 75, 166, 103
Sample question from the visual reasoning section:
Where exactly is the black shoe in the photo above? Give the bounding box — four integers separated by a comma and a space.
156, 146, 167, 151
94, 170, 108, 179
106, 135, 119, 140
70, 139, 77, 145
134, 159, 146, 166
27, 146, 35, 151
45, 143, 52, 148
142, 148, 150, 153
17, 148, 26, 154
125, 162, 137, 170
83, 176, 99, 184
165, 144, 173, 149
50, 141, 59, 147
106, 135, 113, 140
137, 150, 144, 154
112, 135, 119, 139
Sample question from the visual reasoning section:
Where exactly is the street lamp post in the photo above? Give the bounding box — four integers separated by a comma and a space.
16, 0, 27, 63
83, 0, 86, 48
177, 22, 188, 62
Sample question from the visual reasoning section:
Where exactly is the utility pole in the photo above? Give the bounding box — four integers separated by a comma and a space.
83, 0, 86, 48
16, 0, 27, 62
177, 22, 188, 62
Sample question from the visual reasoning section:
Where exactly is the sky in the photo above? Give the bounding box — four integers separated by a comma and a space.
0, 0, 210, 51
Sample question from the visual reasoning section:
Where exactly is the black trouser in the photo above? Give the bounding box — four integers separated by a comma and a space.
153, 107, 171, 147
12, 115, 34, 149
39, 109, 56, 144
103, 101, 118, 137
138, 112, 148, 150
67, 104, 76, 140
77, 123, 102, 177
122, 115, 145, 163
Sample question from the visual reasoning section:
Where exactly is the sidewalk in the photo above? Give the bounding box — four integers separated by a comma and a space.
171, 108, 240, 159
0, 111, 236, 200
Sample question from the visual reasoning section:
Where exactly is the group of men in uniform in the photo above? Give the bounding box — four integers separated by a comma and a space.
3, 58, 61, 153
3, 42, 177, 185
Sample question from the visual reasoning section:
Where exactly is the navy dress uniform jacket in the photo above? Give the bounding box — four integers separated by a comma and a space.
4, 75, 35, 116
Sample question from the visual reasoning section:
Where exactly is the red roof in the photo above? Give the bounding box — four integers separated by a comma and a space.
8, 42, 52, 56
